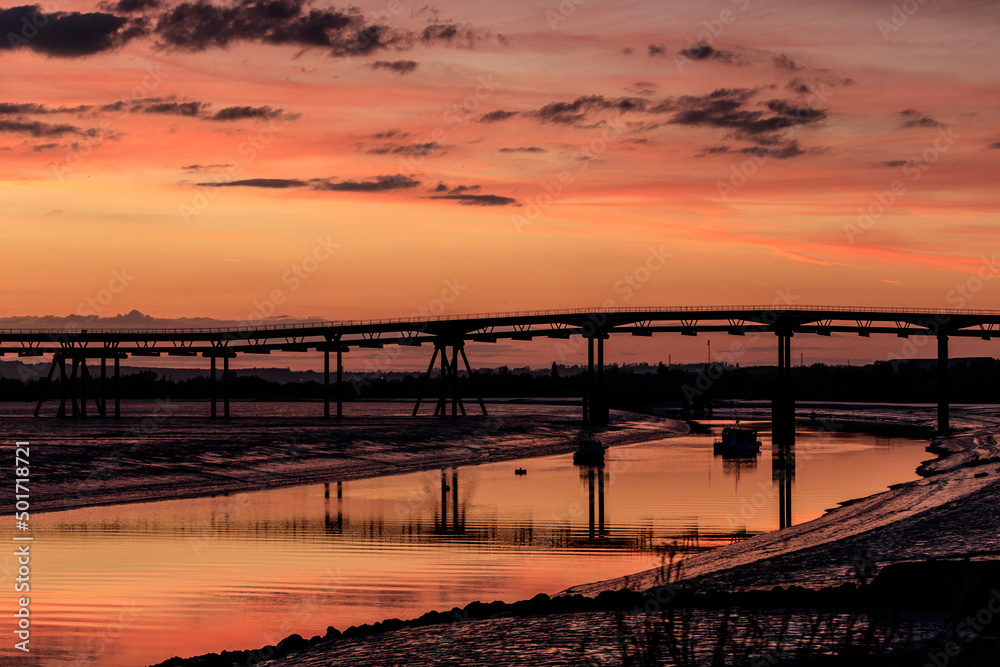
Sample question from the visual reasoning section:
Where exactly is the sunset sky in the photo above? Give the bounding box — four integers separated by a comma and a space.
1, 0, 998, 368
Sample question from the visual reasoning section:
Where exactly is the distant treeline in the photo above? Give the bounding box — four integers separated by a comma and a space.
5, 358, 1000, 406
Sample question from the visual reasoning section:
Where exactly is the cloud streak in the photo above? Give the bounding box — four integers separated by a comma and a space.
198, 174, 421, 192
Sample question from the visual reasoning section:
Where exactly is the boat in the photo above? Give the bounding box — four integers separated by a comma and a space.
713, 425, 762, 454
573, 437, 605, 465
514, 468, 527, 475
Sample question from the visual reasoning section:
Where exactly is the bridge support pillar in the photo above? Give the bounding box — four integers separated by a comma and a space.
324, 348, 330, 418
114, 356, 120, 418
210, 355, 217, 418
771, 331, 795, 447
412, 340, 487, 417
322, 340, 345, 418
583, 334, 609, 424
204, 350, 234, 418
337, 349, 343, 418
34, 353, 117, 418
772, 331, 795, 522
57, 356, 67, 417
938, 334, 950, 434
223, 354, 230, 418
100, 358, 107, 417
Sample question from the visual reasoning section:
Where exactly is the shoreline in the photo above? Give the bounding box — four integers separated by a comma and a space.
154, 406, 1000, 666
563, 416, 1000, 597
148, 404, 1000, 666
17, 406, 688, 515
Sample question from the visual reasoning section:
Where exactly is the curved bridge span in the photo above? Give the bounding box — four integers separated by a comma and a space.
8, 305, 998, 431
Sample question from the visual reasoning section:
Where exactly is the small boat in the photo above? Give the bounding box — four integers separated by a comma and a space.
514, 468, 527, 475
713, 425, 762, 454
573, 437, 605, 465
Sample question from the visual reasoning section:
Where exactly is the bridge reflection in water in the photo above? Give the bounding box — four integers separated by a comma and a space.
15, 305, 995, 433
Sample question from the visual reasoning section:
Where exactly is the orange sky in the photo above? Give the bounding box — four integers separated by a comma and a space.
1, 0, 998, 367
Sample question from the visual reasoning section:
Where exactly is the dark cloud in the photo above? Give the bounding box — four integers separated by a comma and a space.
533, 95, 648, 125
430, 193, 518, 206
622, 47, 633, 55
480, 87, 824, 158
773, 54, 801, 71
989, 142, 1000, 150
0, 103, 50, 114
0, 118, 88, 137
182, 163, 233, 170
197, 175, 421, 191
154, 0, 392, 55
142, 100, 206, 116
882, 160, 907, 167
694, 145, 730, 157
786, 78, 811, 95
210, 105, 298, 121
647, 43, 667, 57
371, 128, 410, 139
430, 182, 480, 195
371, 59, 418, 74
498, 146, 545, 153
740, 140, 805, 160
2, 1, 503, 60
0, 102, 94, 114
669, 89, 826, 138
678, 42, 740, 65
311, 174, 421, 191
198, 178, 307, 188
105, 0, 160, 13
419, 23, 494, 48
30, 142, 60, 151
0, 5, 137, 56
625, 81, 657, 97
366, 141, 443, 157
479, 109, 517, 123
899, 110, 944, 128
94, 97, 299, 122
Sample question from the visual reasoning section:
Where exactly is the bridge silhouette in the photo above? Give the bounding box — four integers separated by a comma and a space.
9, 305, 999, 434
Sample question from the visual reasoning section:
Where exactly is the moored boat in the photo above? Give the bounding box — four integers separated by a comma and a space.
573, 437, 605, 465
713, 425, 762, 454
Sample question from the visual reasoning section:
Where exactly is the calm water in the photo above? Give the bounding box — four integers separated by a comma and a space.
2, 406, 933, 666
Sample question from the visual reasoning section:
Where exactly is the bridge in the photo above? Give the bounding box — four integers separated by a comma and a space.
7, 305, 1000, 436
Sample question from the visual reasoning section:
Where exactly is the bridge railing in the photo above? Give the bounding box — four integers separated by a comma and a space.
2, 304, 1000, 337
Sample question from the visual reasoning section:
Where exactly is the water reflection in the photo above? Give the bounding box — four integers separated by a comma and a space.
324, 482, 344, 532
436, 468, 464, 534
773, 440, 796, 529
582, 466, 606, 540
13, 421, 930, 667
